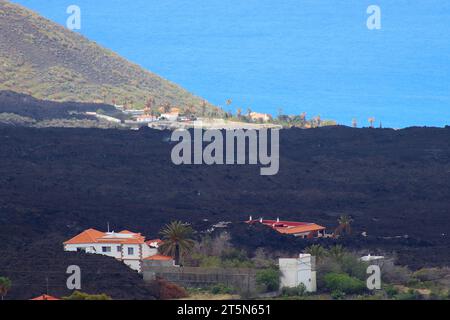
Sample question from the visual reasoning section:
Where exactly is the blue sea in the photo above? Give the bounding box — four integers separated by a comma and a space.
12, 0, 450, 128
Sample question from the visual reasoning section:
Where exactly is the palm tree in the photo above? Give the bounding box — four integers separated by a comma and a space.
315, 115, 321, 127
305, 244, 327, 263
200, 100, 207, 117
159, 221, 195, 266
0, 277, 11, 300
161, 102, 171, 113
335, 215, 353, 236
236, 108, 242, 119
327, 245, 346, 261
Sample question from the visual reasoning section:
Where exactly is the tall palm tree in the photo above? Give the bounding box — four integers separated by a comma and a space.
200, 100, 207, 117
335, 215, 353, 236
305, 244, 327, 263
159, 221, 195, 266
0, 277, 11, 300
236, 108, 242, 119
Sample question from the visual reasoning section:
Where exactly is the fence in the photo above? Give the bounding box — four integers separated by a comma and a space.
142, 262, 257, 295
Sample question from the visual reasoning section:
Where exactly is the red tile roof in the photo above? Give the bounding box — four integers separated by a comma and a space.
275, 223, 325, 234
143, 254, 173, 261
247, 219, 325, 235
64, 229, 146, 245
31, 294, 60, 300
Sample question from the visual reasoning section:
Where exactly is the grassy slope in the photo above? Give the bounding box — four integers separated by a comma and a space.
0, 0, 221, 113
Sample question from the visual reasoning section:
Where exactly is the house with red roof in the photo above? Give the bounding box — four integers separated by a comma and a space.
246, 216, 327, 239
63, 229, 170, 272
30, 294, 61, 300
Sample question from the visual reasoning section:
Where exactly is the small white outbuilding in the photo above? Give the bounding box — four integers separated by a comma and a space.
279, 254, 317, 292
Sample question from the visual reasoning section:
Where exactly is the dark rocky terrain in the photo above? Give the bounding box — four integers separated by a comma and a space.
0, 120, 449, 298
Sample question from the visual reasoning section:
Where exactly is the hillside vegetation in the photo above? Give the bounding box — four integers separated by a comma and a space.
0, 0, 219, 113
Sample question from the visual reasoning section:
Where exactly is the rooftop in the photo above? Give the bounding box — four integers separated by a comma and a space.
64, 229, 146, 245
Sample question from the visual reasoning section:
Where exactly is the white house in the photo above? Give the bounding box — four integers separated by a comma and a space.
63, 229, 166, 272
159, 112, 179, 122
135, 114, 157, 123
279, 254, 317, 292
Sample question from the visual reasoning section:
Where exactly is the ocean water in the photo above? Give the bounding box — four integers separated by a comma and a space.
12, 0, 450, 128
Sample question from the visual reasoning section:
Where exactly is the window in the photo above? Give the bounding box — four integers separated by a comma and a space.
127, 247, 134, 255
117, 246, 121, 252
102, 246, 111, 253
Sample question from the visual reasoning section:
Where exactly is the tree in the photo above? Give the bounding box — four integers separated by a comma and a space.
316, 115, 322, 127
299, 112, 307, 127
236, 108, 242, 119
200, 100, 207, 117
0, 277, 11, 300
63, 291, 111, 300
159, 221, 195, 266
305, 244, 327, 263
226, 99, 232, 107
144, 97, 154, 115
246, 108, 252, 120
256, 268, 280, 292
160, 102, 171, 113
335, 215, 353, 236
323, 273, 366, 294
327, 245, 346, 261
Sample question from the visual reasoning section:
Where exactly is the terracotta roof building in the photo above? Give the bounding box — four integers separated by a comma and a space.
63, 228, 166, 272
246, 217, 326, 238
30, 294, 61, 300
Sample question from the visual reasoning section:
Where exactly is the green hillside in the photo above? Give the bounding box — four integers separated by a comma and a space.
0, 0, 222, 114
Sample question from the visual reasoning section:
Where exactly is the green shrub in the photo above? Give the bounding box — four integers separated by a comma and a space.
323, 273, 366, 294
339, 254, 368, 280
394, 289, 421, 300
281, 283, 307, 297
210, 283, 235, 295
256, 268, 280, 292
62, 291, 112, 300
384, 284, 399, 298
331, 290, 346, 300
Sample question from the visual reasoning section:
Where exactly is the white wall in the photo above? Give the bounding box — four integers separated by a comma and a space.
64, 243, 150, 272
279, 254, 317, 292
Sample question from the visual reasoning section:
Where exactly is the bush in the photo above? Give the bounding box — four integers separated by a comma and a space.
323, 273, 366, 294
339, 254, 368, 280
281, 283, 307, 297
384, 284, 399, 298
331, 290, 346, 300
210, 283, 235, 295
149, 278, 188, 300
62, 291, 111, 300
256, 268, 280, 292
394, 289, 421, 300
